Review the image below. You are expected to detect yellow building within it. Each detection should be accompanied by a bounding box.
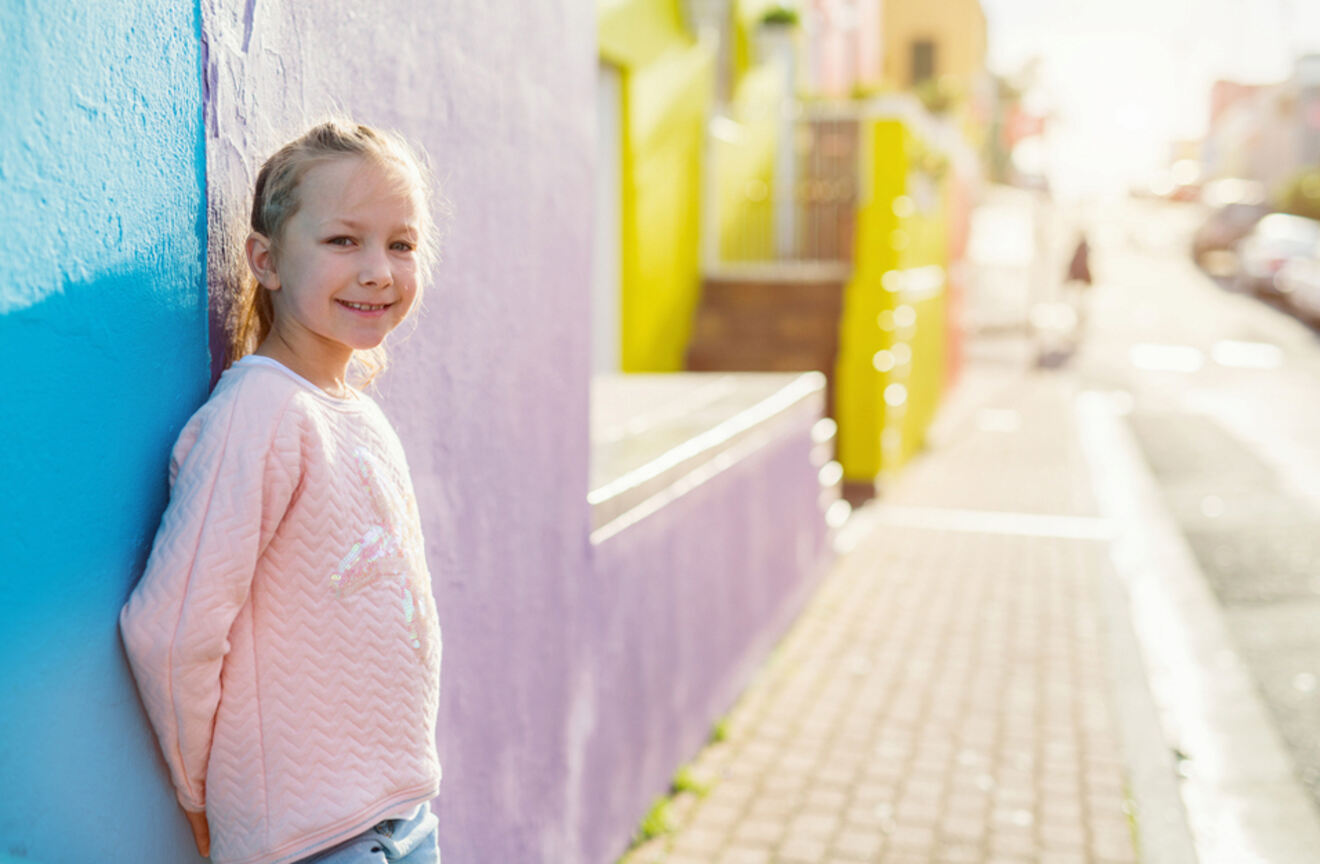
[881,0,986,94]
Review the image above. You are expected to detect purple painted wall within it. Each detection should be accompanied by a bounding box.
[202,1,594,860]
[201,4,829,862]
[584,422,832,862]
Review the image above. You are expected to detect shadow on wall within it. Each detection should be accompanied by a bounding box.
[0,267,210,863]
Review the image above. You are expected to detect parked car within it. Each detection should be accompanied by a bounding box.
[1278,244,1320,324]
[1191,200,1269,264]
[1236,213,1320,297]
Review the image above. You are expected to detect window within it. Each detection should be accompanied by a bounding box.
[911,39,936,86]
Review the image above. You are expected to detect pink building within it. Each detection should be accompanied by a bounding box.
[804,0,885,97]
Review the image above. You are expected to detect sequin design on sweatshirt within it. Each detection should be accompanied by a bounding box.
[330,445,434,653]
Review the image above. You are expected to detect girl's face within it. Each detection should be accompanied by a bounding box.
[251,156,423,384]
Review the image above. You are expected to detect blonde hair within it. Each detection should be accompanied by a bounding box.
[226,119,441,387]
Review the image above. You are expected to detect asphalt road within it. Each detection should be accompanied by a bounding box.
[1064,195,1320,813]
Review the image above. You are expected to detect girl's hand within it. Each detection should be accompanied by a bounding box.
[184,809,211,857]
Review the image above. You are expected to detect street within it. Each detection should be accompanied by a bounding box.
[1074,195,1320,817]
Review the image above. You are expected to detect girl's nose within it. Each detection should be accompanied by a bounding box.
[358,248,393,287]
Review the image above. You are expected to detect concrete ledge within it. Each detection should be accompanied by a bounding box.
[590,372,830,538]
[587,371,838,861]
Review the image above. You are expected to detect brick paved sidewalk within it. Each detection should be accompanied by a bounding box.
[620,365,1141,864]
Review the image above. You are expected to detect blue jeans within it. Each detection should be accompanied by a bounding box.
[295,803,439,864]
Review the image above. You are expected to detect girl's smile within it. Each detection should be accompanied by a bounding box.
[337,299,393,315]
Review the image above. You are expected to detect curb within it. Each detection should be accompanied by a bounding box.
[1077,390,1320,864]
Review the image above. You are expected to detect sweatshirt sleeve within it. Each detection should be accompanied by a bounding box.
[120,386,301,812]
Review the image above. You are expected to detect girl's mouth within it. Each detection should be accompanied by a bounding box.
[337,300,392,315]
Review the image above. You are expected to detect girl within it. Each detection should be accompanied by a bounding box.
[121,120,443,864]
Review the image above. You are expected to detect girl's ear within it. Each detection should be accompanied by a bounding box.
[246,232,280,290]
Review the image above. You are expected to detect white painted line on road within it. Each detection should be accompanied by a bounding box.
[1210,340,1284,370]
[866,504,1116,541]
[1129,343,1205,373]
[1124,340,1284,374]
[1077,390,1320,864]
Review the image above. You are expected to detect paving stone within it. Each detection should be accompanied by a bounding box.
[803,785,850,812]
[775,835,829,863]
[935,839,984,863]
[731,817,787,848]
[939,813,988,842]
[831,826,885,859]
[663,854,714,864]
[1038,852,1088,864]
[989,826,1037,858]
[873,852,931,864]
[687,799,744,834]
[887,822,937,853]
[893,798,941,827]
[667,824,726,858]
[785,810,841,841]
[745,792,800,821]
[1038,821,1086,850]
[667,792,701,827]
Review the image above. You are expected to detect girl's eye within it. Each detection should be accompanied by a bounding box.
[327,236,354,247]
[391,241,417,253]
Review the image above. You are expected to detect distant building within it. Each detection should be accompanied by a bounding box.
[1297,54,1320,165]
[1203,55,1320,202]
[881,0,986,94]
[802,0,885,97]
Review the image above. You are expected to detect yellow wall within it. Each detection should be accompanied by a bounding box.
[599,0,796,368]
[834,117,950,482]
[600,0,713,371]
[881,0,986,91]
[716,2,795,262]
[714,65,781,262]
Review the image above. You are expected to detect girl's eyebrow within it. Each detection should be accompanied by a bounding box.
[319,217,365,230]
[318,217,420,234]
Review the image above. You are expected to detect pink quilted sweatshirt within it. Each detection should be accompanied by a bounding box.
[120,355,442,864]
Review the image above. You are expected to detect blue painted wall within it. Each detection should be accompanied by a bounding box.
[0,2,208,861]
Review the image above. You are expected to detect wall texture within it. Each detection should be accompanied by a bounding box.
[0,2,208,861]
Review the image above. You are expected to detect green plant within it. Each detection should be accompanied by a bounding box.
[636,797,674,842]
[906,137,949,181]
[760,4,799,27]
[1280,167,1320,221]
[672,764,714,797]
[711,716,730,742]
[1122,787,1140,858]
[849,81,888,101]
[913,75,963,116]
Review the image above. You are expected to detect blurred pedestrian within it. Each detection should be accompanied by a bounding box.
[1066,232,1092,287]
[120,119,444,864]
[1065,231,1093,339]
